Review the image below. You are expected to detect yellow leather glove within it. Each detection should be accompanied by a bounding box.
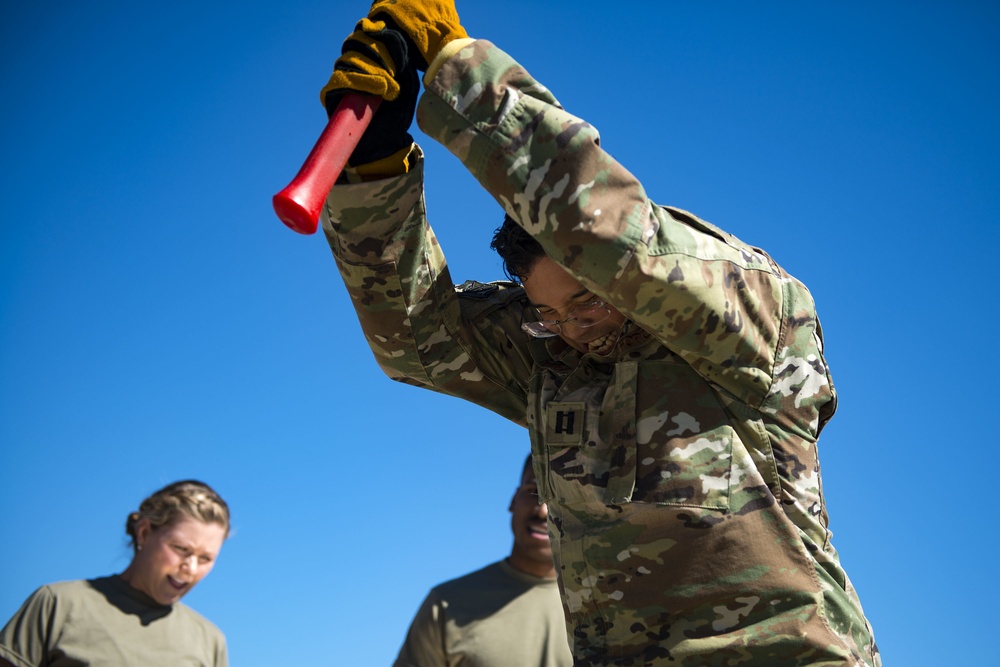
[320,17,410,103]
[319,18,419,168]
[367,0,467,70]
[317,2,465,168]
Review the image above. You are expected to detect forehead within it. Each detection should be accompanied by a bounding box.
[520,257,589,309]
[155,516,227,551]
[520,463,537,485]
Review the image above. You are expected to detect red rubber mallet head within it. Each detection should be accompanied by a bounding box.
[273,92,382,235]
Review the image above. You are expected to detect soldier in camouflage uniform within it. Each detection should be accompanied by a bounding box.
[317,2,880,665]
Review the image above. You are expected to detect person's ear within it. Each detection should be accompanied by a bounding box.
[135,518,152,551]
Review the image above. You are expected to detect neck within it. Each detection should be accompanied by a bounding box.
[507,554,556,579]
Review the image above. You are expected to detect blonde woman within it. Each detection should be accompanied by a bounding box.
[0,480,230,667]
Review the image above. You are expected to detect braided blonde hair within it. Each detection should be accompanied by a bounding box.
[125,480,230,552]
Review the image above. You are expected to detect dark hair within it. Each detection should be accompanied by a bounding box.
[125,480,230,553]
[490,214,547,283]
[520,453,534,484]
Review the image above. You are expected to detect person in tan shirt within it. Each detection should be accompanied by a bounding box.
[0,480,230,667]
[394,456,572,667]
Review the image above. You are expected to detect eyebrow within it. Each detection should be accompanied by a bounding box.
[172,541,216,556]
[531,288,593,311]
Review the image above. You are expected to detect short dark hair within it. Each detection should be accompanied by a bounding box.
[490,214,546,283]
[520,453,534,485]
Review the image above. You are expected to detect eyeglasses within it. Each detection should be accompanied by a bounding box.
[515,484,542,506]
[520,298,611,338]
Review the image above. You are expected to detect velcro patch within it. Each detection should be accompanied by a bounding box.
[455,280,500,299]
[545,402,586,446]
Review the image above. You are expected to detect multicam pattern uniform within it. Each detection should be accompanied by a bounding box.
[321,40,880,667]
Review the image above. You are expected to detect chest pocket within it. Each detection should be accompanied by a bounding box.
[529,360,734,511]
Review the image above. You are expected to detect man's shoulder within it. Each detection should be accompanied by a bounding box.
[429,560,508,597]
[453,280,529,336]
[455,279,523,306]
[455,280,515,299]
[433,560,506,587]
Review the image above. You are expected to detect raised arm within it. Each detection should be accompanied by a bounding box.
[417,40,830,421]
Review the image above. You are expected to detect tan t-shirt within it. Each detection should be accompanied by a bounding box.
[0,576,227,667]
[394,560,572,667]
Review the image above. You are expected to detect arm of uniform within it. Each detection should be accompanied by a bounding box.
[417,40,835,432]
[320,147,534,426]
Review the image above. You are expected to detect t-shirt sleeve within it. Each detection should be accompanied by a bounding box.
[0,586,56,667]
[214,634,228,667]
[392,592,447,667]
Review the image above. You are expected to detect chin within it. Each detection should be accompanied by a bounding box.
[158,590,186,605]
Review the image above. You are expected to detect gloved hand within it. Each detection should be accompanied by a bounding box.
[318,1,467,168]
[320,17,420,167]
[367,0,467,70]
[320,0,467,103]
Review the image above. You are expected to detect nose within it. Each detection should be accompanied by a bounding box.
[554,319,587,342]
[536,501,548,519]
[179,555,199,574]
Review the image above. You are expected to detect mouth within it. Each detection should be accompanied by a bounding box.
[527,523,550,541]
[584,328,620,355]
[167,576,189,592]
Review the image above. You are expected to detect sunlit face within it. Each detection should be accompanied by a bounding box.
[520,256,627,355]
[508,464,555,579]
[122,515,227,606]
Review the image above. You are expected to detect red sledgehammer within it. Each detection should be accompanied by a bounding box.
[273,92,381,235]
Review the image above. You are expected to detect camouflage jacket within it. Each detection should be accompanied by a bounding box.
[321,40,879,667]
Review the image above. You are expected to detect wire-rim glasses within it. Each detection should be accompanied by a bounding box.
[520,298,611,338]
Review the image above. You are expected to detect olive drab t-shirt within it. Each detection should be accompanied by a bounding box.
[0,576,228,667]
[394,560,572,667]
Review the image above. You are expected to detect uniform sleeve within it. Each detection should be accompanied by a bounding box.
[392,592,448,667]
[0,586,55,667]
[320,146,536,425]
[416,41,828,415]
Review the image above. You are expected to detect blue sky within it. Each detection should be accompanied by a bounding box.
[1,2,997,665]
